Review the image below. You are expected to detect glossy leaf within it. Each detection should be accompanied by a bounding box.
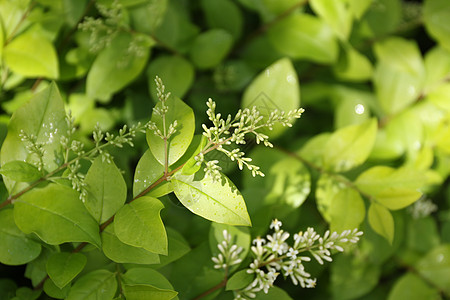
[1,82,67,194]
[66,270,117,300]
[46,252,87,289]
[147,55,195,101]
[101,224,160,265]
[323,118,377,172]
[189,29,233,69]
[146,95,195,167]
[424,0,450,51]
[266,157,310,208]
[114,196,168,255]
[14,184,101,247]
[332,86,372,128]
[242,58,300,138]
[0,208,41,265]
[310,0,353,40]
[368,202,394,244]
[3,26,58,78]
[0,160,41,182]
[268,14,338,63]
[388,273,441,300]
[201,0,243,39]
[86,32,151,102]
[172,172,252,226]
[133,149,169,198]
[330,188,365,233]
[84,157,127,224]
[416,244,450,294]
[226,269,254,291]
[373,37,425,115]
[355,166,424,210]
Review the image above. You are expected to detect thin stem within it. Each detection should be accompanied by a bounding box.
[4,1,36,46]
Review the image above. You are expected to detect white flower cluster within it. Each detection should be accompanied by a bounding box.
[200,98,304,180]
[19,130,46,171]
[234,219,363,299]
[211,230,244,270]
[408,197,438,219]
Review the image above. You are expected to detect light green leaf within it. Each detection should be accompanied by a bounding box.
[1,82,68,194]
[315,173,346,223]
[122,268,177,295]
[268,14,338,63]
[14,184,101,247]
[332,86,372,128]
[362,0,401,37]
[323,118,377,172]
[158,227,191,267]
[355,166,424,210]
[201,0,243,39]
[3,26,58,78]
[416,244,450,295]
[310,0,353,40]
[172,172,251,226]
[226,269,254,291]
[84,156,127,224]
[424,46,450,90]
[133,149,169,198]
[333,45,373,81]
[241,58,300,138]
[388,273,441,300]
[189,29,233,69]
[0,208,41,265]
[266,157,310,208]
[368,202,394,244]
[123,284,178,300]
[0,20,3,61]
[66,270,117,300]
[146,95,195,167]
[114,196,168,255]
[330,188,365,233]
[101,224,160,265]
[346,0,372,19]
[129,0,167,33]
[374,37,425,115]
[254,286,293,299]
[0,161,41,182]
[424,0,450,52]
[258,0,300,21]
[86,32,151,102]
[46,252,87,289]
[147,55,195,101]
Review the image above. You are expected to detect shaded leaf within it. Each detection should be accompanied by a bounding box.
[189,29,233,69]
[226,270,254,291]
[123,284,177,300]
[66,270,117,300]
[416,244,450,295]
[368,202,394,244]
[0,160,41,182]
[424,0,450,52]
[46,252,87,289]
[388,273,441,300]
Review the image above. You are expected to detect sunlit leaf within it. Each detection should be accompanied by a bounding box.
[0,160,41,182]
[330,188,365,233]
[368,202,394,244]
[310,0,353,40]
[46,252,87,289]
[315,173,347,223]
[66,270,117,300]
[122,268,178,300]
[416,244,450,294]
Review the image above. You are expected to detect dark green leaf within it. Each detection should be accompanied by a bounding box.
[387,273,441,300]
[201,0,243,39]
[225,270,254,291]
[416,244,450,294]
[46,252,87,289]
[189,29,233,69]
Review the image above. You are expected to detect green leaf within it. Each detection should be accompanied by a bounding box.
[332,86,372,128]
[114,196,168,255]
[406,217,440,254]
[241,57,300,138]
[266,157,310,208]
[0,160,41,183]
[147,55,195,101]
[368,202,394,244]
[66,270,117,300]
[346,0,372,19]
[268,14,339,63]
[129,0,167,33]
[84,156,127,223]
[0,278,16,299]
[14,287,41,300]
[323,118,377,172]
[3,26,58,78]
[158,227,191,267]
[14,184,101,247]
[254,286,293,299]
[416,244,450,295]
[147,95,195,167]
[424,0,450,52]
[46,252,87,289]
[133,149,168,198]
[226,270,254,291]
[86,32,151,102]
[101,223,160,265]
[43,278,70,299]
[362,0,401,37]
[1,82,68,194]
[122,268,177,295]
[355,166,424,210]
[333,44,373,81]
[315,173,346,223]
[189,29,233,69]
[424,46,450,90]
[123,284,178,300]
[200,0,243,39]
[330,188,365,233]
[0,208,41,265]
[373,37,425,115]
[172,172,251,226]
[388,273,441,300]
[310,0,353,40]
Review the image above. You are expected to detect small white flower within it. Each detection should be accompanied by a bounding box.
[270,219,282,231]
